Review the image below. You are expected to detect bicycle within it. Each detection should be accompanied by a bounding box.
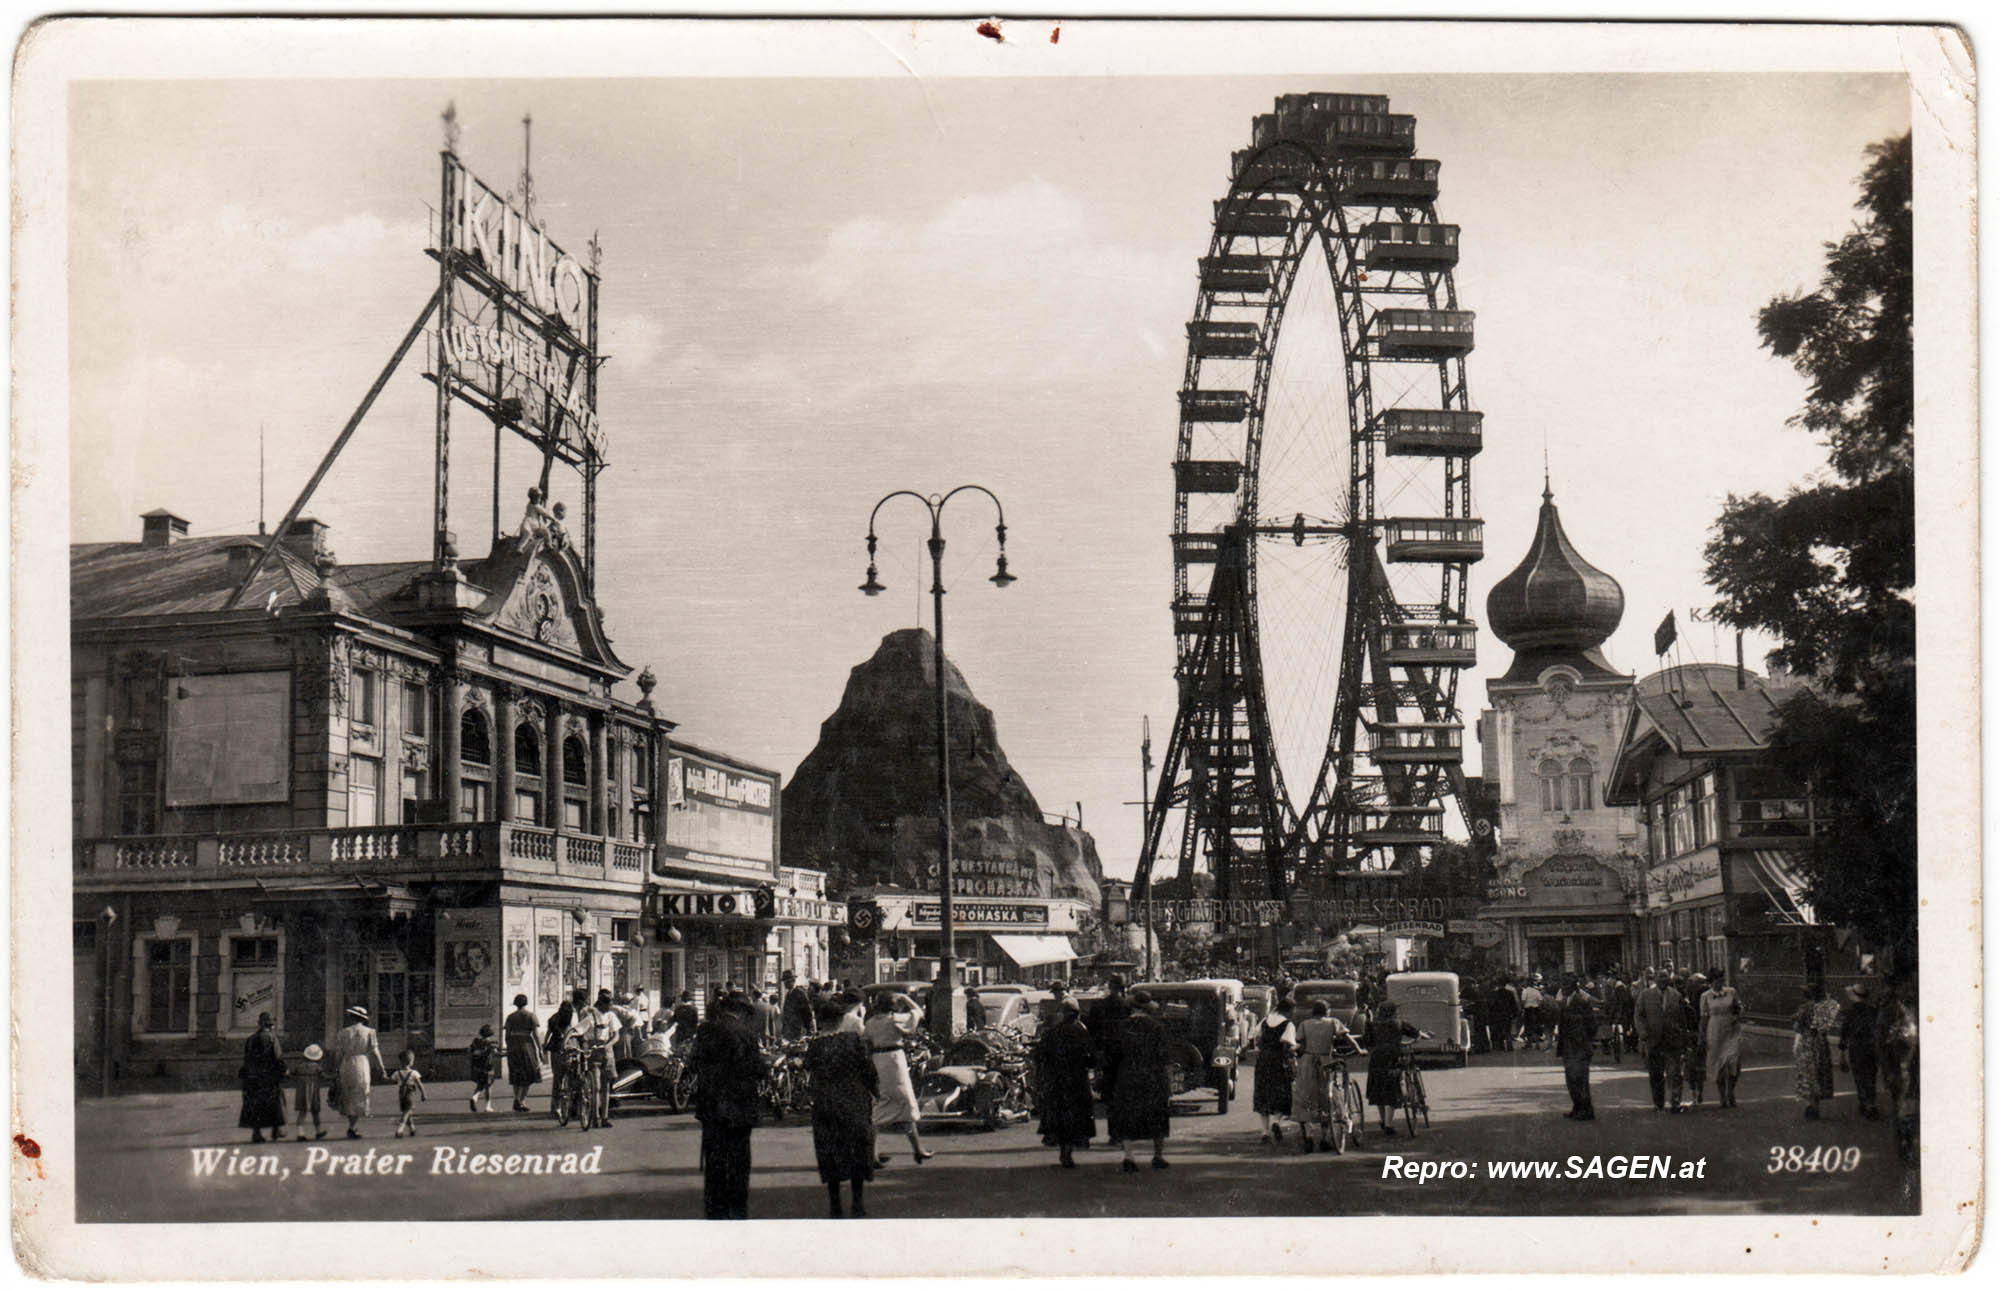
[578,1043,610,1131]
[1326,1046,1366,1155]
[1395,1050,1430,1137]
[555,1042,586,1127]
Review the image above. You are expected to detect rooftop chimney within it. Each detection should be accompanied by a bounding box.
[224,539,265,580]
[140,508,190,548]
[283,517,329,559]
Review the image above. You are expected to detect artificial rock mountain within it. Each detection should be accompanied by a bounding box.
[782,628,1104,907]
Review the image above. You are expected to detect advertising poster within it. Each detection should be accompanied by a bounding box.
[434,908,499,1046]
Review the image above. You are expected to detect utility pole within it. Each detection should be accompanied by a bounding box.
[1123,716,1157,980]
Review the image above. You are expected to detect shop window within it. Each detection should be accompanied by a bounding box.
[515,725,542,778]
[460,709,491,766]
[563,736,588,787]
[223,933,283,1035]
[136,935,196,1035]
[611,918,636,945]
[353,668,378,726]
[348,755,383,826]
[402,681,428,738]
[611,952,631,997]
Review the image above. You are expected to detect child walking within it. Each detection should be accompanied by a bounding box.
[293,1043,329,1141]
[391,1050,426,1138]
[468,1025,499,1114]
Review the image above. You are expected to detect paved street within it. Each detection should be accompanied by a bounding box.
[75,1045,1913,1222]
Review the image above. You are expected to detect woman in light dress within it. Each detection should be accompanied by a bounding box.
[329,1004,389,1139]
[862,993,933,1165]
[1702,974,1745,1108]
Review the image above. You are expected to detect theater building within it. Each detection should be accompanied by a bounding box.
[68,130,811,1089]
[1474,485,1646,978]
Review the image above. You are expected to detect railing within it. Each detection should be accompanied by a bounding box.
[75,821,651,886]
[1732,799,1824,839]
[112,836,195,870]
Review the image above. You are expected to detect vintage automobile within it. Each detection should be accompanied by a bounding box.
[1132,981,1240,1113]
[1384,970,1473,1067]
[912,1026,1037,1130]
[1292,978,1369,1031]
[973,988,1053,1039]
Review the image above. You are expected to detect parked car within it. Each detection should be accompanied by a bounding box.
[862,981,933,1014]
[975,989,1053,1038]
[1131,980,1240,1113]
[1292,979,1368,1031]
[1383,971,1472,1067]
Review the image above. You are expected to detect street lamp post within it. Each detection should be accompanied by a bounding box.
[860,486,1015,1043]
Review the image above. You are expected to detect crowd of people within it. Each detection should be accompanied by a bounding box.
[1458,965,1919,1162]
[232,959,1922,1215]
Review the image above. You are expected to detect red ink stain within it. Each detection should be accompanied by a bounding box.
[1050,24,1061,44]
[14,1134,44,1179]
[977,21,1003,42]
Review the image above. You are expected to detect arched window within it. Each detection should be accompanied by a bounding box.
[1539,758,1565,812]
[562,736,589,787]
[515,724,542,778]
[460,709,490,766]
[1566,757,1595,812]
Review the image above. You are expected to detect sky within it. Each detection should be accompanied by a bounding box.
[64,60,1911,883]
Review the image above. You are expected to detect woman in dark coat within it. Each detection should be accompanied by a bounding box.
[1105,991,1199,1173]
[1252,997,1298,1142]
[1034,998,1097,1168]
[503,994,542,1112]
[238,1012,289,1142]
[1361,1002,1423,1136]
[805,997,879,1217]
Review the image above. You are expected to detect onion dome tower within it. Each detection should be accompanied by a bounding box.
[1487,481,1625,682]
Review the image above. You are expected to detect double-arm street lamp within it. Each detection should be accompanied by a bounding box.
[860,486,1014,1042]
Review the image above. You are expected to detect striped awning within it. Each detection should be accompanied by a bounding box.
[1745,850,1816,925]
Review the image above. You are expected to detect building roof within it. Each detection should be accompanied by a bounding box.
[71,533,428,621]
[1604,664,1789,803]
[1487,484,1626,682]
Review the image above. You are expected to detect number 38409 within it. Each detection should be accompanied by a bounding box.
[1767,1145,1863,1173]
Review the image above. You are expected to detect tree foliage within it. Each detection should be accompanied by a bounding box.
[1702,133,1915,959]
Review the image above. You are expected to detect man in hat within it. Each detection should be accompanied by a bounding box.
[237,1011,288,1143]
[691,992,769,1219]
[1840,980,1884,1119]
[780,971,815,1041]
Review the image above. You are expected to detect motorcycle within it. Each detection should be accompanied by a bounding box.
[913,1025,1037,1131]
[758,1039,812,1119]
[607,1045,697,1112]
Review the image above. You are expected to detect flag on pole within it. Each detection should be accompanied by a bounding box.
[1653,610,1677,655]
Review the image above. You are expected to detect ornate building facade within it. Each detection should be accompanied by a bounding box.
[1474,486,1645,977]
[71,509,820,1088]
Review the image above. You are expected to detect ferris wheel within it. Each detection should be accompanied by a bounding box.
[1140,93,1483,907]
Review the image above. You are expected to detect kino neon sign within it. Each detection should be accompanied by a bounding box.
[434,148,604,471]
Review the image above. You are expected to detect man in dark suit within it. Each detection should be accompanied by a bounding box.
[691,993,768,1219]
[1556,977,1598,1121]
[780,971,816,1041]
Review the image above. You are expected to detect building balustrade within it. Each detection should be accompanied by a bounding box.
[74,821,654,888]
